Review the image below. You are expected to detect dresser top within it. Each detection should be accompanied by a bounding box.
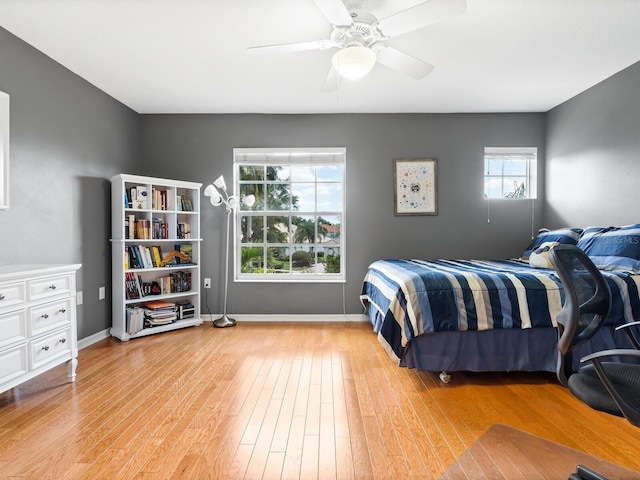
[0,264,82,281]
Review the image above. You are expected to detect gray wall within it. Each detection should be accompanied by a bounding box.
[545,61,640,228]
[140,113,546,315]
[0,27,140,339]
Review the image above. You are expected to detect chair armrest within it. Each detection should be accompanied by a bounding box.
[615,320,640,332]
[614,321,640,349]
[580,348,640,363]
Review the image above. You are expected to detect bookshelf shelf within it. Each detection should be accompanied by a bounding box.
[110,174,203,341]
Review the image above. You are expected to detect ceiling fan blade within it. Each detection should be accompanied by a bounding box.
[375,46,434,79]
[377,0,467,38]
[247,39,334,55]
[320,67,340,93]
[313,0,353,26]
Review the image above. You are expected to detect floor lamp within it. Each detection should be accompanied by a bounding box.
[204,175,254,328]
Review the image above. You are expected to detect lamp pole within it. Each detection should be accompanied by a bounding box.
[214,203,235,328]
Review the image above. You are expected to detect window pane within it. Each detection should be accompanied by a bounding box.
[291,246,316,273]
[319,247,341,274]
[317,183,342,212]
[291,165,315,181]
[292,183,316,212]
[486,159,502,175]
[503,177,527,198]
[241,246,264,273]
[240,215,262,243]
[317,165,342,182]
[239,183,262,210]
[292,215,316,243]
[239,165,264,181]
[317,215,340,244]
[267,165,290,181]
[503,159,527,175]
[267,246,290,274]
[266,183,291,211]
[484,178,502,198]
[266,215,290,243]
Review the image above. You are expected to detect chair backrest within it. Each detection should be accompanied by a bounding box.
[549,244,612,386]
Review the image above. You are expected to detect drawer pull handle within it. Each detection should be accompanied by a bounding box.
[42,345,50,351]
[59,338,66,344]
[59,308,67,313]
[41,313,49,319]
[49,285,57,290]
[0,294,4,300]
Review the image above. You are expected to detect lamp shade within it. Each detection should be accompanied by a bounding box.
[332,46,377,79]
[213,175,227,191]
[242,194,256,208]
[209,191,223,207]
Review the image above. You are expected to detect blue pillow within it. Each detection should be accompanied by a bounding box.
[577,224,640,273]
[522,227,583,259]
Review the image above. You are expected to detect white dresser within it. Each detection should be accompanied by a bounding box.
[0,264,81,395]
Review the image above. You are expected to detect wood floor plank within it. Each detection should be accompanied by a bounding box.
[2,321,640,479]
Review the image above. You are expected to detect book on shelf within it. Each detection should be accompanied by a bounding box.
[177,221,191,239]
[152,217,169,239]
[126,306,145,334]
[151,245,163,267]
[180,194,193,212]
[127,215,136,239]
[152,188,168,211]
[124,271,143,300]
[133,186,148,209]
[136,219,151,239]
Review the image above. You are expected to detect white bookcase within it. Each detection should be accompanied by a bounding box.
[110,174,203,341]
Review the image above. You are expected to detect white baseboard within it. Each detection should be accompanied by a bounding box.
[78,315,368,348]
[201,313,369,323]
[78,328,110,350]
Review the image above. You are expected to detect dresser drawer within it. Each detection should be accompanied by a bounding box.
[28,275,73,302]
[0,281,26,313]
[0,343,29,387]
[29,298,73,337]
[30,328,72,370]
[0,309,28,349]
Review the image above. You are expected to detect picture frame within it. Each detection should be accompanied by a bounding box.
[0,91,9,210]
[393,158,437,216]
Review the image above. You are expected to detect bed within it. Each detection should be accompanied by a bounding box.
[360,225,640,378]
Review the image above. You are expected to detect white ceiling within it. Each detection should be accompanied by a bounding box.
[1,0,639,114]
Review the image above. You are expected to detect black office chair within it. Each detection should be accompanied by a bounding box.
[549,244,640,427]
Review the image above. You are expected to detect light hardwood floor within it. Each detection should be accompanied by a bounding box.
[1,321,639,479]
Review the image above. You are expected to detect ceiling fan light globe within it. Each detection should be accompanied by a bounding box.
[332,46,376,79]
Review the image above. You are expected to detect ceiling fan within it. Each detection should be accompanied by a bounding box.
[247,0,467,92]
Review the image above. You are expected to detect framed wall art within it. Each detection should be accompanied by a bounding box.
[393,158,437,216]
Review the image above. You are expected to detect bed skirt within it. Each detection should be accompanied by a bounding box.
[398,325,631,373]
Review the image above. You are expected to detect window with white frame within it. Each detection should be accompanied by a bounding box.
[233,147,345,282]
[484,147,537,199]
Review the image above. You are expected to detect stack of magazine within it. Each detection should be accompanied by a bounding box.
[142,300,177,327]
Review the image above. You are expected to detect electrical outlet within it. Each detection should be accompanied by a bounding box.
[76,291,83,305]
[204,278,211,288]
[99,286,106,300]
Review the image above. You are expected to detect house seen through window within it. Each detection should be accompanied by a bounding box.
[484,147,537,199]
[233,147,345,282]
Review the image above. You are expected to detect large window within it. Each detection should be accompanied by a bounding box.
[233,147,345,282]
[484,147,537,199]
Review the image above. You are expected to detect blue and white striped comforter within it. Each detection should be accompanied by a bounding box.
[360,258,640,361]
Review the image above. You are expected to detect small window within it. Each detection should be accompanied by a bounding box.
[234,147,345,283]
[484,147,537,199]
